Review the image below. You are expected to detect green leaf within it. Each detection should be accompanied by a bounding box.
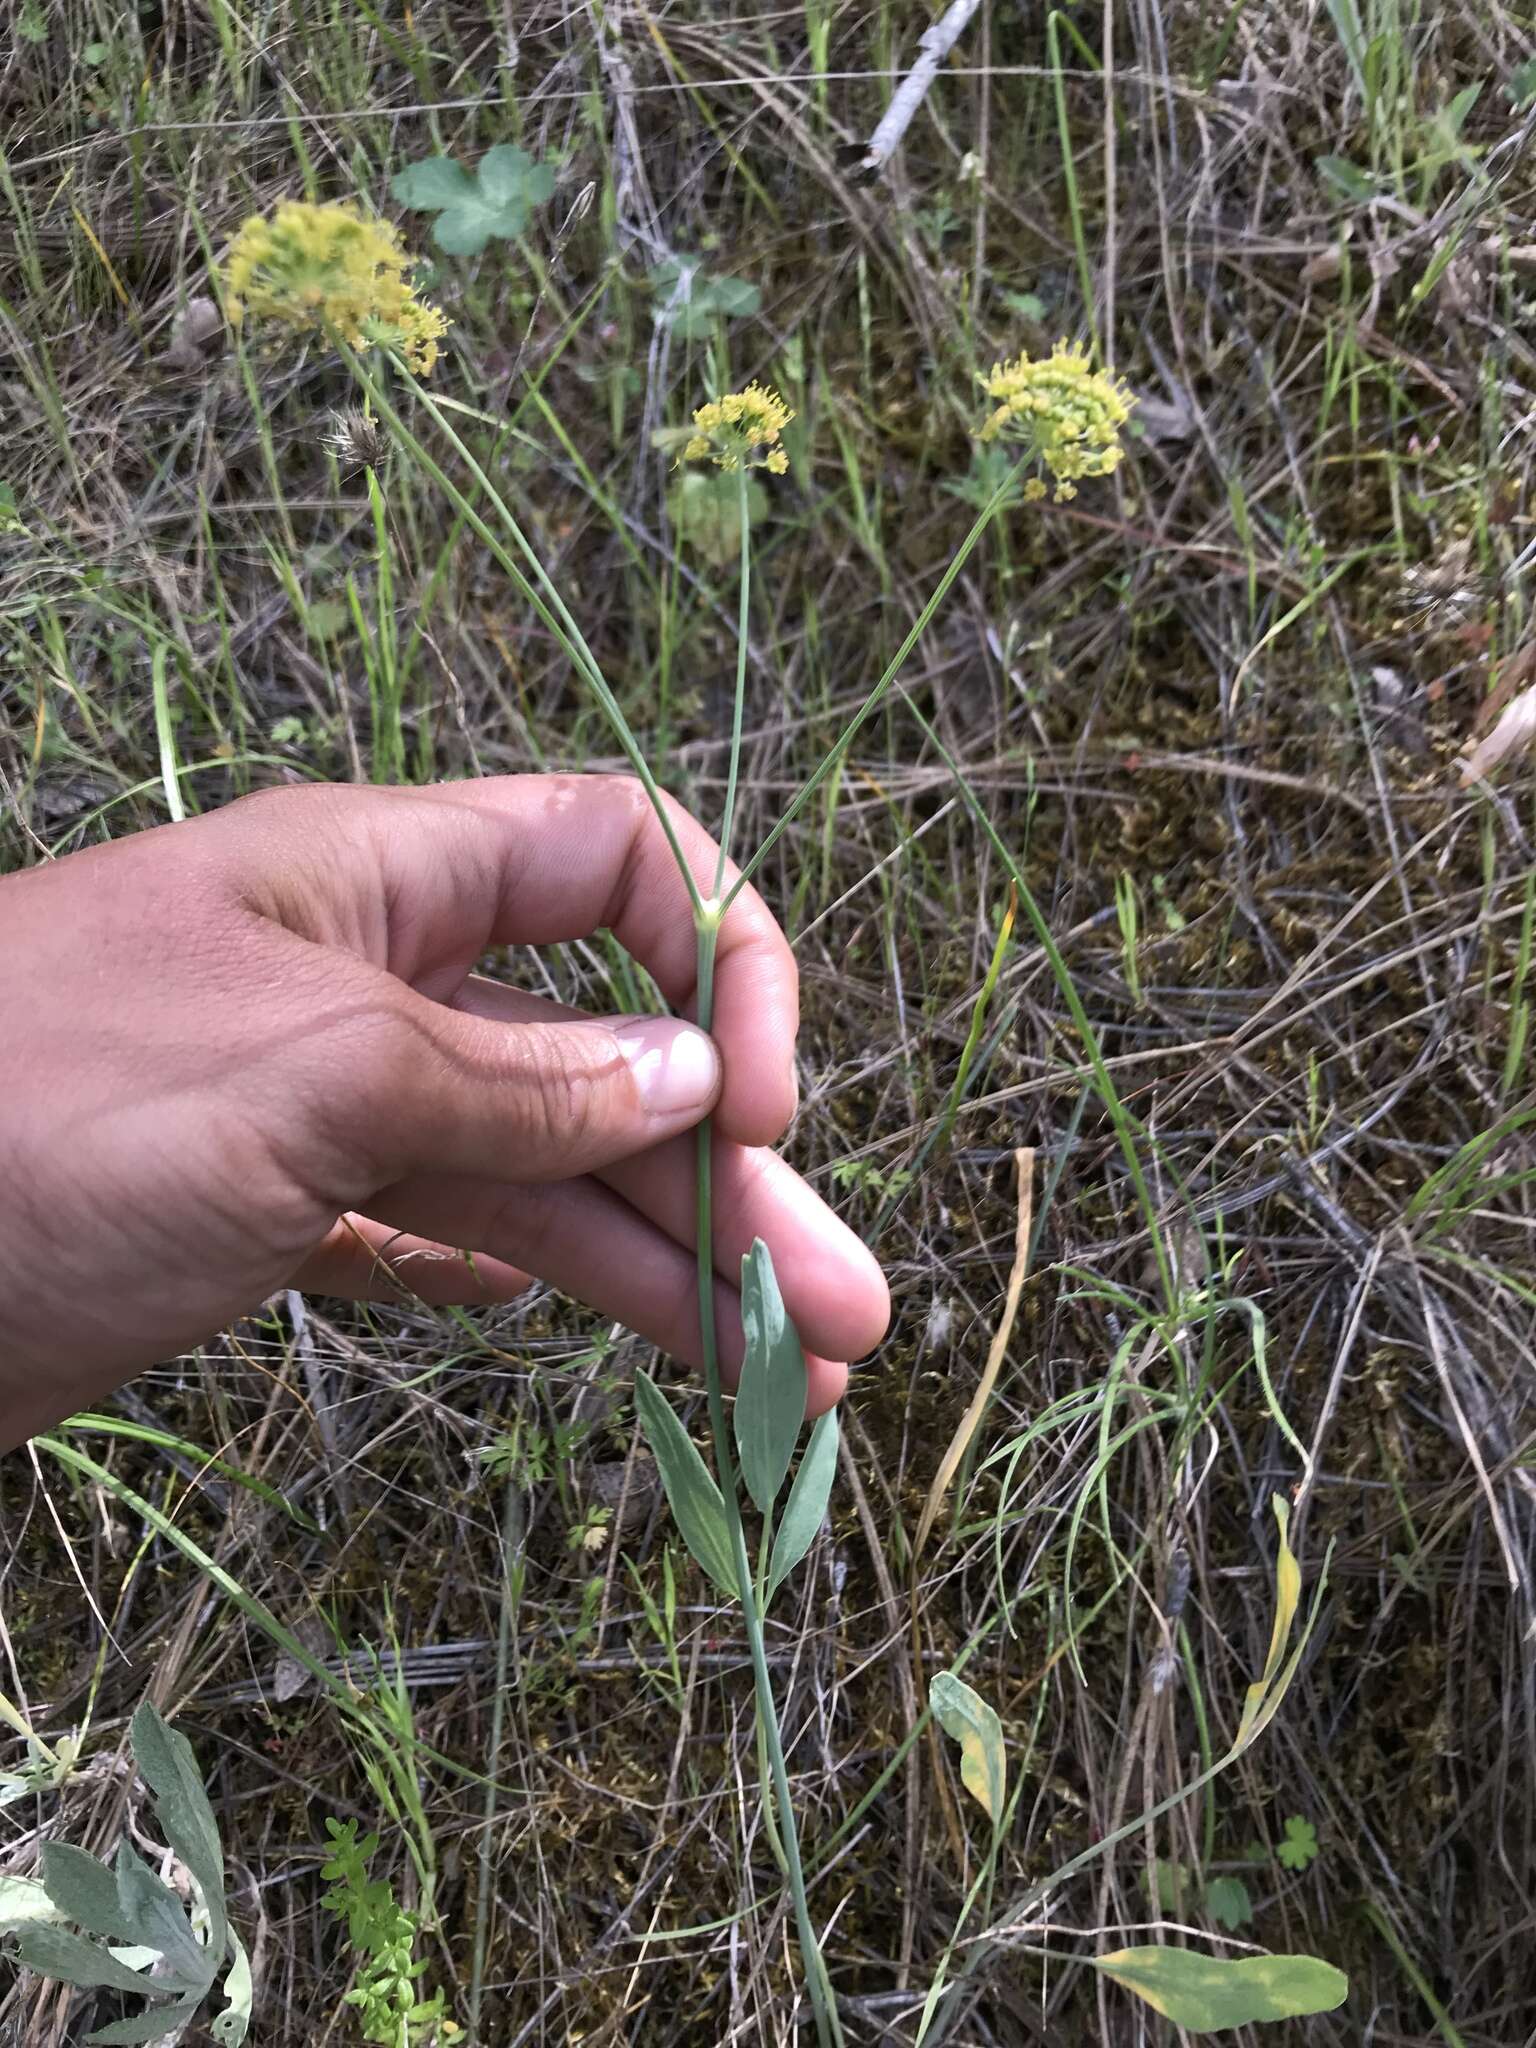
[734,1239,808,1515]
[389,157,476,211]
[86,1994,204,2045]
[1237,1496,1302,1747]
[1204,1876,1254,1931]
[632,1372,736,1598]
[1093,1948,1348,2031]
[648,258,761,338]
[11,1923,165,1996]
[765,1408,839,1600]
[40,1843,135,1944]
[130,1703,228,1957]
[391,145,554,256]
[1510,56,1536,106]
[667,468,766,567]
[702,273,761,317]
[1144,1857,1190,1913]
[1316,154,1381,204]
[112,1841,210,1989]
[1277,1815,1319,1871]
[930,1670,1006,1825]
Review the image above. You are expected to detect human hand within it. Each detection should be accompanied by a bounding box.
[0,776,889,1451]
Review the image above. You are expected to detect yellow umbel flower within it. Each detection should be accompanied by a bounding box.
[223,200,447,375]
[977,341,1134,502]
[683,381,794,474]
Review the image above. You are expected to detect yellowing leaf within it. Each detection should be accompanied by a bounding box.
[1094,1947,1347,2031]
[930,1670,1006,1825]
[1238,1494,1300,1745]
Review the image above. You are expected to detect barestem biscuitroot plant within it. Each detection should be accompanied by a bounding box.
[201,195,1359,2043]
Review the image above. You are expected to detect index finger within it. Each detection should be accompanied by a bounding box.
[228,774,799,1145]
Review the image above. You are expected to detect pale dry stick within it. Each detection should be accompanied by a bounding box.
[910,1150,1035,1566]
[859,0,985,171]
[837,1414,922,1990]
[1292,1238,1384,1526]
[1410,1258,1526,1599]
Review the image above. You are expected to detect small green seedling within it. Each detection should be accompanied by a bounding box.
[0,1702,252,2045]
[390,146,554,255]
[1277,1814,1320,1871]
[320,1819,456,2045]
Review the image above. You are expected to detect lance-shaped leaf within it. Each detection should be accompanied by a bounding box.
[765,1408,839,1601]
[112,1840,210,1988]
[130,1702,228,1958]
[10,1923,169,1998]
[930,1670,1007,1825]
[87,1994,205,2045]
[40,1842,137,1946]
[734,1239,808,1515]
[1093,1948,1348,2031]
[633,1372,736,1598]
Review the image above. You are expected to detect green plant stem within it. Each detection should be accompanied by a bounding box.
[344,350,704,914]
[720,457,1026,914]
[713,469,753,896]
[692,913,840,2048]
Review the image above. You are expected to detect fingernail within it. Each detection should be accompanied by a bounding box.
[616,1018,721,1118]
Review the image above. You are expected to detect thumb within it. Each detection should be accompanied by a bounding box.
[369,998,723,1184]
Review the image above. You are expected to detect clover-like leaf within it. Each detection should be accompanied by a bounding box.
[1277,1815,1319,1871]
[1204,1876,1254,1932]
[391,145,554,255]
[648,257,761,339]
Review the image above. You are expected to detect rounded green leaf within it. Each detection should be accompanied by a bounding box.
[1093,1947,1348,2031]
[390,157,475,211]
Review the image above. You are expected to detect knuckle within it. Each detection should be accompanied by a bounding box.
[506,1025,607,1158]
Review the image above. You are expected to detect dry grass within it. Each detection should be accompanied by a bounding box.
[4,2,1536,2042]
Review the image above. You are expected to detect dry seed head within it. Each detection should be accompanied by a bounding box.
[323,408,389,473]
[223,200,447,375]
[683,381,794,475]
[977,340,1135,501]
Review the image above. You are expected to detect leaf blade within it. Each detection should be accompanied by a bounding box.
[129,1703,227,1959]
[1093,1948,1348,2031]
[930,1670,1007,1825]
[734,1239,808,1515]
[765,1408,839,1601]
[389,157,474,210]
[632,1372,736,1598]
[11,1923,167,1997]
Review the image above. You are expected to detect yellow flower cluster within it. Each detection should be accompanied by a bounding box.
[978,340,1134,501]
[683,381,794,475]
[224,201,447,375]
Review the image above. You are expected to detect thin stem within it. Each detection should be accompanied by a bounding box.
[713,468,753,897]
[720,458,1026,915]
[693,917,841,2048]
[344,350,704,917]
